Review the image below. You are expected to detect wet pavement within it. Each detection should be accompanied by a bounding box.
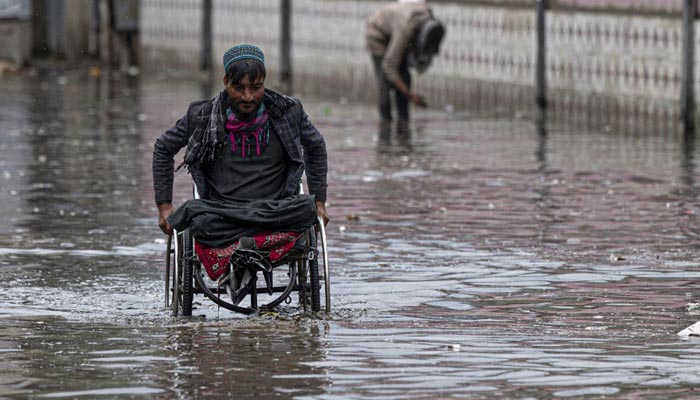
[1,67,700,399]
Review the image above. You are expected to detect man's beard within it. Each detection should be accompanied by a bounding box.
[232,100,259,121]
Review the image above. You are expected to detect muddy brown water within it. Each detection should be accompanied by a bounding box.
[1,68,700,399]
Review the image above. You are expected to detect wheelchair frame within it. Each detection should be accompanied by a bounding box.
[163,193,330,316]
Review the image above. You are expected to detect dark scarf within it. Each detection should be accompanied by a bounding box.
[177,89,295,173]
[226,103,270,158]
[177,91,227,172]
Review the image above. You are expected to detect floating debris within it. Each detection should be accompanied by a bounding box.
[260,311,279,318]
[678,321,700,337]
[584,326,607,331]
[88,66,101,77]
[0,61,19,76]
[346,214,360,221]
[609,254,625,262]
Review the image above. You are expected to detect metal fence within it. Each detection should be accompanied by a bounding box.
[139,0,700,129]
[446,0,684,15]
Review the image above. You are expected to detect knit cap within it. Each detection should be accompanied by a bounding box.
[223,44,265,72]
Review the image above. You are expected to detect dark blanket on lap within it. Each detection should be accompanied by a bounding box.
[167,195,317,248]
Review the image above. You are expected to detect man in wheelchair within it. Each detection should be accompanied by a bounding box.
[152,44,329,310]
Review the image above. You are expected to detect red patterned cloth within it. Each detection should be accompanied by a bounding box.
[194,231,303,280]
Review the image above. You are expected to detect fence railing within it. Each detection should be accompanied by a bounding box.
[142,0,700,132]
[440,0,687,16]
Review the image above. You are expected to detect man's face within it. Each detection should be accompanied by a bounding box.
[224,73,265,120]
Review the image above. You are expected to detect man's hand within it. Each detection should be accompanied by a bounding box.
[393,78,428,108]
[157,203,175,235]
[316,201,330,227]
[409,92,427,108]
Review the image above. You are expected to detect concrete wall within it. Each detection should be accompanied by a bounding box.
[0,20,31,65]
[62,0,91,61]
[141,0,202,72]
[26,0,91,61]
[140,0,693,120]
[0,0,31,65]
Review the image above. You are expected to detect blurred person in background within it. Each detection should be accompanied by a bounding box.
[365,0,445,135]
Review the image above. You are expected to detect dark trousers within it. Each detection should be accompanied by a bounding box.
[371,55,411,122]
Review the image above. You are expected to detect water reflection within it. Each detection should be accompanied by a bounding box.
[0,318,34,398]
[2,69,700,398]
[680,130,697,196]
[0,79,31,234]
[534,110,553,246]
[0,315,332,398]
[161,322,330,398]
[377,119,391,148]
[677,131,700,242]
[376,119,412,152]
[14,69,146,248]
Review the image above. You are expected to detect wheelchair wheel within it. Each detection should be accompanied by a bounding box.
[173,229,194,316]
[300,227,321,312]
[317,218,331,313]
[309,227,322,311]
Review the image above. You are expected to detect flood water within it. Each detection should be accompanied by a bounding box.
[2,67,700,399]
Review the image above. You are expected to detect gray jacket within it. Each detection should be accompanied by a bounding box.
[365,2,433,83]
[152,88,328,204]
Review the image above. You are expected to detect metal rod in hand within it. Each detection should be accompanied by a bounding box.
[535,0,548,110]
[280,0,293,94]
[681,0,696,131]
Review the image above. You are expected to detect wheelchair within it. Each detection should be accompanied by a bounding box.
[163,187,330,316]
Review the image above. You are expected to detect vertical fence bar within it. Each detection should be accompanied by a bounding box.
[681,0,696,132]
[98,0,110,63]
[280,0,293,94]
[201,0,212,71]
[89,0,101,57]
[535,0,548,111]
